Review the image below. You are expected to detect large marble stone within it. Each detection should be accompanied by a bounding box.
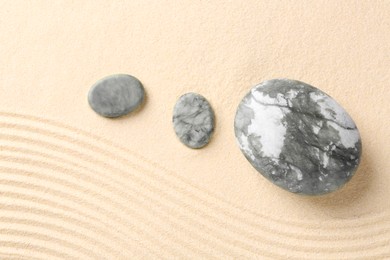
[173,93,215,149]
[234,79,362,195]
[88,74,144,118]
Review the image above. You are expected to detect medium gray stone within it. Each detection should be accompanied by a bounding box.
[234,79,362,195]
[173,93,215,149]
[88,74,144,118]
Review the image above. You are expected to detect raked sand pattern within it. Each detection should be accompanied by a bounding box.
[0,1,389,259]
[0,112,388,259]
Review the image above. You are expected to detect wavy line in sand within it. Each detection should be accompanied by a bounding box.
[2,144,389,242]
[0,153,388,256]
[0,112,389,259]
[0,117,387,233]
[0,142,388,258]
[0,115,385,231]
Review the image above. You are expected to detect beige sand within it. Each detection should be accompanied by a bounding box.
[0,1,389,258]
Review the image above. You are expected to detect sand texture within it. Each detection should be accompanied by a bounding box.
[0,1,389,259]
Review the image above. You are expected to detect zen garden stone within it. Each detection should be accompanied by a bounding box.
[173,93,215,149]
[234,79,362,195]
[88,74,145,118]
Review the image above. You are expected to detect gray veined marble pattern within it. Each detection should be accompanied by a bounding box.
[88,74,145,118]
[173,93,215,149]
[234,79,362,195]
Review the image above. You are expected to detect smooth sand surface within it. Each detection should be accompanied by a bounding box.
[0,1,389,258]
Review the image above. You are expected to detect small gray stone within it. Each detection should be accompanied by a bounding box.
[234,79,362,195]
[88,74,145,118]
[173,93,215,149]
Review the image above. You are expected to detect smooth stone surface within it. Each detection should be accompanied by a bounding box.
[173,93,215,149]
[88,74,144,118]
[234,79,362,195]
